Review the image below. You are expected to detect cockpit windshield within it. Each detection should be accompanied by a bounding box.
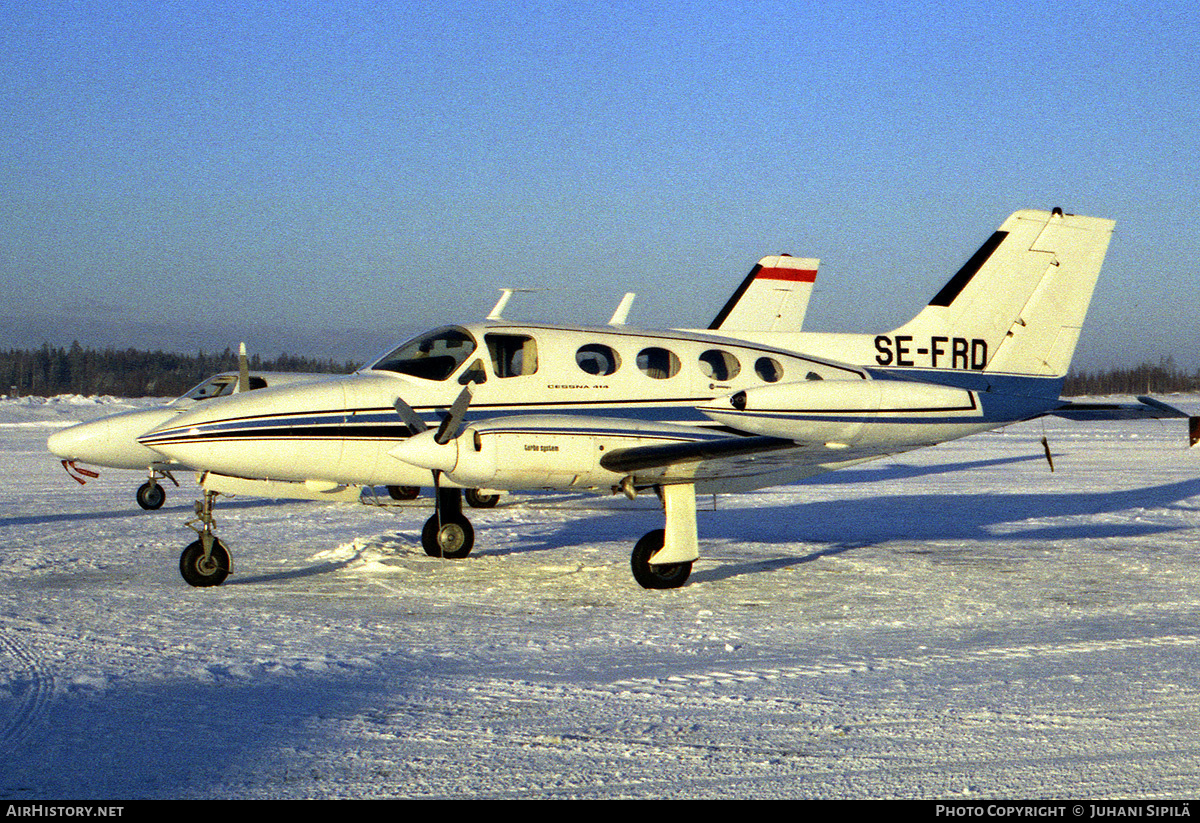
[174,375,237,404]
[369,326,478,381]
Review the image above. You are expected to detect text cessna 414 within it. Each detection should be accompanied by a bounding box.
[136,209,1196,589]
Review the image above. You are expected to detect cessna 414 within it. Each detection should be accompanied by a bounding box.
[135,209,1195,589]
[46,255,818,515]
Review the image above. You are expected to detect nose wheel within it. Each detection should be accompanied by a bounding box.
[136,469,179,510]
[180,536,230,587]
[136,481,166,510]
[179,489,232,587]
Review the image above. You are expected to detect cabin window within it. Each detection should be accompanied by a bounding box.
[637,347,680,379]
[370,326,478,381]
[576,344,620,376]
[698,349,741,381]
[755,356,783,383]
[486,333,538,378]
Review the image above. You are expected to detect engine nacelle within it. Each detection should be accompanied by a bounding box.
[387,414,717,491]
[701,378,981,447]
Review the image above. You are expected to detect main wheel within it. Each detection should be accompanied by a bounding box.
[465,488,500,508]
[179,538,231,587]
[630,529,692,589]
[421,514,474,559]
[387,485,420,501]
[136,481,166,510]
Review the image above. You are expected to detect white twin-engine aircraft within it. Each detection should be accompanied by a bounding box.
[136,209,1195,589]
[44,256,818,512]
[46,345,333,509]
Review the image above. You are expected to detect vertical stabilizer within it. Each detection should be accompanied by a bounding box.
[889,209,1115,377]
[709,255,819,332]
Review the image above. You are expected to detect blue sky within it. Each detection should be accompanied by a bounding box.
[2,1,1197,370]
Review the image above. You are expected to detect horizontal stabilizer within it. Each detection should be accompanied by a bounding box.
[1050,396,1189,421]
[1051,396,1199,447]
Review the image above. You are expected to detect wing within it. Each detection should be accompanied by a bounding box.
[419,414,887,495]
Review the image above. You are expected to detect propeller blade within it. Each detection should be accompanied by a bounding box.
[434,386,473,445]
[237,342,250,394]
[393,397,428,435]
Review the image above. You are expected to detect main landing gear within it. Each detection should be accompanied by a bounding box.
[629,483,698,590]
[384,486,500,508]
[421,487,475,558]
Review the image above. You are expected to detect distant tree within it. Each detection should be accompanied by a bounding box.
[1064,357,1199,396]
[0,345,359,398]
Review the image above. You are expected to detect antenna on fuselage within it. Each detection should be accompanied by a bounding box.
[487,288,542,321]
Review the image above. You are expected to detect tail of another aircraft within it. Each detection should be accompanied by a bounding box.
[873,208,1116,377]
[709,255,819,332]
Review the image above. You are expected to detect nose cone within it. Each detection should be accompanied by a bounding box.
[48,408,178,469]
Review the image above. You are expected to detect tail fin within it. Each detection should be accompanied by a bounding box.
[887,209,1115,377]
[709,255,819,332]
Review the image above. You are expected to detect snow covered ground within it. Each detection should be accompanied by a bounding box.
[1,394,1198,799]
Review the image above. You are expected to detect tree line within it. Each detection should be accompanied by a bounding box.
[1,343,1196,399]
[1063,357,1199,396]
[2,342,358,398]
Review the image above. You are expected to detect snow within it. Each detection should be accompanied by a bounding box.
[1,395,1198,799]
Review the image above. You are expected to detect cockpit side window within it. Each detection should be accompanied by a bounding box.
[370,327,478,381]
[485,333,538,378]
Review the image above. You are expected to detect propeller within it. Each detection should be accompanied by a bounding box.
[390,385,474,475]
[237,342,251,394]
[391,387,478,554]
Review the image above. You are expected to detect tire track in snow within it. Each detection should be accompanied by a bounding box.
[609,633,1200,690]
[0,625,54,749]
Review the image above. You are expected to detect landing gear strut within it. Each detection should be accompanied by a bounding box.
[422,486,474,559]
[629,483,697,589]
[180,489,230,587]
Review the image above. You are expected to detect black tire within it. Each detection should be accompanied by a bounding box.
[387,485,420,501]
[136,481,166,510]
[179,538,231,587]
[465,488,500,508]
[630,529,692,589]
[421,514,474,559]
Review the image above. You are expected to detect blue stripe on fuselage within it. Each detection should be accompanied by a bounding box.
[867,367,1066,399]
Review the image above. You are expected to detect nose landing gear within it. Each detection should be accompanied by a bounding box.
[179,489,231,587]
